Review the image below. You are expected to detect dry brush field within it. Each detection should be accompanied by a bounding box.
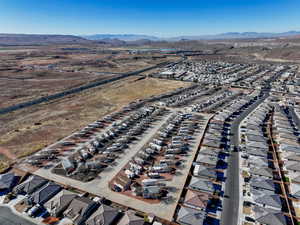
[0,76,189,171]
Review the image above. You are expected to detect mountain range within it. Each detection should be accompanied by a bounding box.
[0,33,89,45]
[0,31,300,46]
[83,31,300,41]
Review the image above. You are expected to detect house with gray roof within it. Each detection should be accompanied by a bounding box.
[278,133,298,141]
[118,210,144,225]
[284,153,300,162]
[196,154,218,167]
[251,188,282,210]
[253,206,287,225]
[279,144,300,153]
[250,177,276,192]
[248,156,269,168]
[14,175,47,195]
[246,141,268,150]
[205,133,222,142]
[292,174,300,183]
[0,172,17,193]
[176,206,207,225]
[29,182,61,205]
[246,129,264,137]
[246,148,268,158]
[199,148,220,157]
[86,204,120,225]
[188,177,219,194]
[246,125,261,132]
[202,139,221,148]
[44,189,77,217]
[64,196,98,225]
[250,167,273,178]
[193,165,217,180]
[286,162,300,172]
[290,183,300,199]
[245,134,267,143]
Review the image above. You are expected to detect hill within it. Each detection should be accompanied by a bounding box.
[0,33,91,46]
[169,31,300,41]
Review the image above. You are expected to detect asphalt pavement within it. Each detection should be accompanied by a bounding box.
[221,91,269,225]
[0,206,36,225]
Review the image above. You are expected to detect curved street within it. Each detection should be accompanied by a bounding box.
[221,91,269,225]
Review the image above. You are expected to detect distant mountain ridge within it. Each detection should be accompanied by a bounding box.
[82,31,300,41]
[0,31,300,46]
[171,31,300,40]
[0,33,90,45]
[82,34,160,41]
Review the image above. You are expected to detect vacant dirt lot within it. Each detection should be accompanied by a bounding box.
[0,70,116,108]
[0,76,189,170]
[0,45,176,108]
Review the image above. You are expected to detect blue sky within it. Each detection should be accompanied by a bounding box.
[0,0,299,37]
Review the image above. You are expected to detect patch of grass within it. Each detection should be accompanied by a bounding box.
[243,206,252,215]
[0,161,9,173]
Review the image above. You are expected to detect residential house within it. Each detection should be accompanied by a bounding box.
[118,210,144,225]
[250,167,274,178]
[176,206,207,225]
[64,196,98,225]
[44,189,77,217]
[195,154,218,167]
[250,188,282,210]
[183,190,212,211]
[189,177,220,194]
[250,177,276,192]
[0,172,18,194]
[29,182,61,205]
[86,204,120,225]
[14,175,47,195]
[193,165,217,180]
[252,206,287,225]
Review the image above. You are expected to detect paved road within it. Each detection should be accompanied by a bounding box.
[0,206,36,225]
[221,91,269,225]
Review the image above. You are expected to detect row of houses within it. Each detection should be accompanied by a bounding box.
[240,100,290,225]
[273,104,300,221]
[175,93,253,225]
[112,112,200,200]
[189,89,238,113]
[155,60,257,85]
[0,173,148,225]
[177,89,270,225]
[52,106,166,182]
